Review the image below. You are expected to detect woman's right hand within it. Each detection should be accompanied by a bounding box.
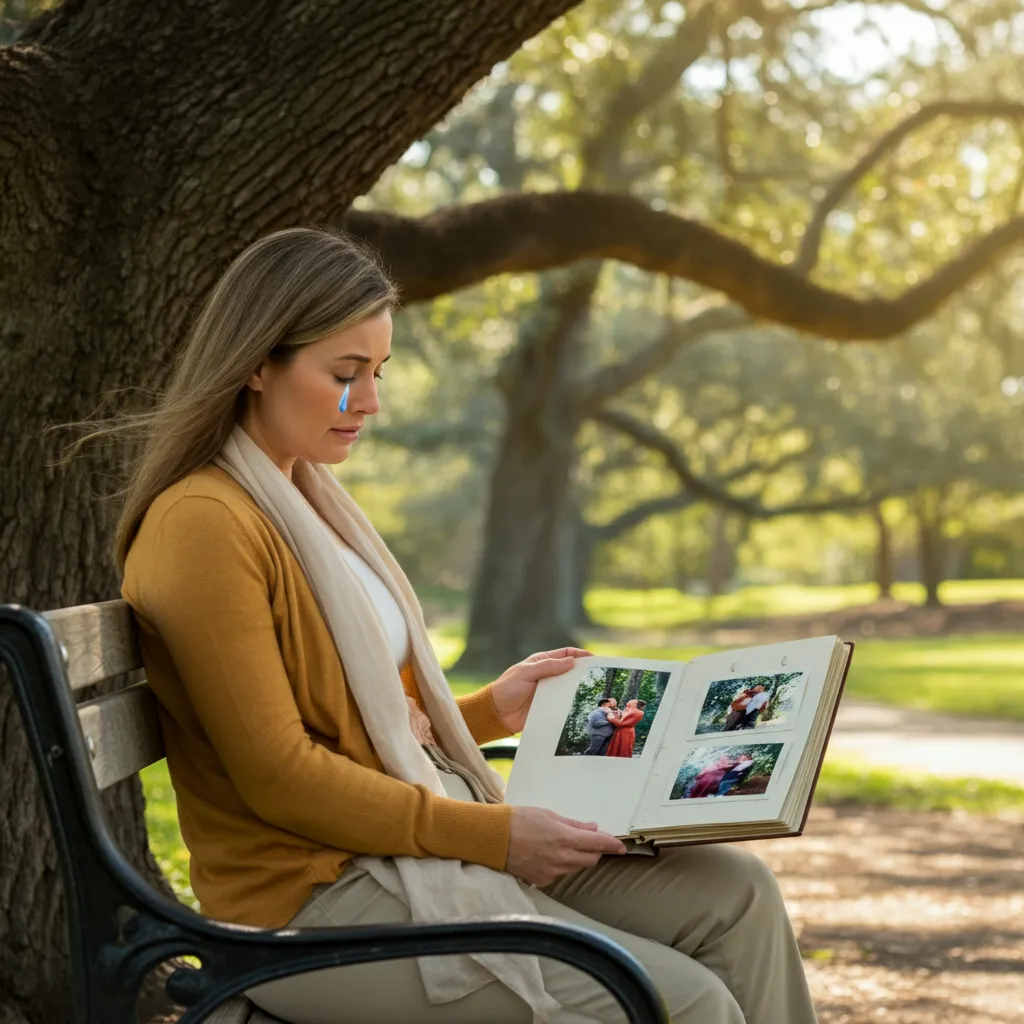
[505,806,627,888]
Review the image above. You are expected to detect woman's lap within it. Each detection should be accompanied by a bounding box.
[247,844,811,1024]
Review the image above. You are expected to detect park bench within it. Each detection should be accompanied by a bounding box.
[1,600,666,1024]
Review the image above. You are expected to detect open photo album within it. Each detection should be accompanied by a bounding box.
[504,636,854,849]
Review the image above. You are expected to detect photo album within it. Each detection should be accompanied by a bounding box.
[504,635,854,849]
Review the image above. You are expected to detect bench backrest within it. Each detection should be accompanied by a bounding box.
[44,600,165,789]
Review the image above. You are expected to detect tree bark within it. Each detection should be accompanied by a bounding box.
[347,190,1024,337]
[0,2,577,1020]
[601,668,617,699]
[705,508,734,598]
[454,268,597,671]
[559,502,596,630]
[872,504,894,600]
[622,668,644,704]
[914,495,945,608]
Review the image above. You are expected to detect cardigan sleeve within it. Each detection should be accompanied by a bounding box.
[134,494,511,871]
[456,684,514,745]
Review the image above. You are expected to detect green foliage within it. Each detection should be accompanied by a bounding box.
[669,742,784,800]
[554,667,669,756]
[695,672,803,735]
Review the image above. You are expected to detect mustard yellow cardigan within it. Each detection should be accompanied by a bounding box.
[122,465,512,928]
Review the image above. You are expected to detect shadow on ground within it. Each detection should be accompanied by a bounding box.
[759,805,1024,1024]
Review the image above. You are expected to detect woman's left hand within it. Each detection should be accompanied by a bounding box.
[490,647,592,734]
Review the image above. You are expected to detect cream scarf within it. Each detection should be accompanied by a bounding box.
[215,426,591,1023]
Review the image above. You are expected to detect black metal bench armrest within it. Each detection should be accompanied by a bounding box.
[158,914,666,1023]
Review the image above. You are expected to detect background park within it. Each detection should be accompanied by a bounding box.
[1,0,1023,1022]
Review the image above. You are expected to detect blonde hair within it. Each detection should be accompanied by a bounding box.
[64,227,397,571]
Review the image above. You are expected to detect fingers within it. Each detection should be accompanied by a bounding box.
[549,812,599,831]
[527,647,592,663]
[556,819,627,856]
[530,656,576,678]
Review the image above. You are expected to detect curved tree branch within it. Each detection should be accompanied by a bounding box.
[346,191,1024,338]
[596,407,873,519]
[577,301,749,410]
[795,99,1024,274]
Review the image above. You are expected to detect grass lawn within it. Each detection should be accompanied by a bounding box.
[582,578,1024,631]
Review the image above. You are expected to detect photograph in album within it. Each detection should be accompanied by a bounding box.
[694,671,806,737]
[669,743,785,801]
[555,665,671,759]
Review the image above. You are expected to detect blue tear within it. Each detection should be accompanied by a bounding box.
[338,383,350,413]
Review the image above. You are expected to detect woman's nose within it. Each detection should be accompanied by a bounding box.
[356,379,381,415]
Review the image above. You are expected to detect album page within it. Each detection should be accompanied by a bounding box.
[503,655,686,838]
[628,636,841,837]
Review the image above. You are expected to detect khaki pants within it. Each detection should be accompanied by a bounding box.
[248,777,816,1024]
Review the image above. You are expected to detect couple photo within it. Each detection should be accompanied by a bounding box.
[584,697,647,758]
[694,670,805,737]
[724,685,770,731]
[555,665,670,759]
[670,743,784,801]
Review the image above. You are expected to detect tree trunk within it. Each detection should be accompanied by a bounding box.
[455,267,600,673]
[601,668,617,698]
[914,497,945,608]
[561,513,596,630]
[0,3,576,1020]
[622,668,644,704]
[705,508,734,597]
[872,504,894,600]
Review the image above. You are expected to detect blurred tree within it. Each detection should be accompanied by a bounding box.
[359,0,1024,667]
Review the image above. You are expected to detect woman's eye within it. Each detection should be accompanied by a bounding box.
[334,375,355,385]
[374,371,384,381]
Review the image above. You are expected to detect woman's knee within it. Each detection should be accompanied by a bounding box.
[659,964,745,1024]
[660,844,787,927]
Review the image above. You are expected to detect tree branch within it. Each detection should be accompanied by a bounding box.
[346,191,1024,338]
[592,490,700,540]
[577,300,749,410]
[590,446,810,540]
[594,407,763,516]
[795,100,1024,274]
[583,2,715,181]
[595,407,874,519]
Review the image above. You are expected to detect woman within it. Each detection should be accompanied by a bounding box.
[716,754,757,798]
[105,228,816,1024]
[686,756,735,799]
[723,688,756,731]
[605,699,645,759]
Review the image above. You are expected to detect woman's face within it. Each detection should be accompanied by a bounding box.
[243,311,392,475]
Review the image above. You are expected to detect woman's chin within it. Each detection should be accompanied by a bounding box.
[314,440,354,466]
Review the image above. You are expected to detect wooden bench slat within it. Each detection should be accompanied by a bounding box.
[77,683,165,789]
[44,600,143,690]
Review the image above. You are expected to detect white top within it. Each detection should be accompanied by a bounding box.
[328,532,411,666]
[745,691,770,713]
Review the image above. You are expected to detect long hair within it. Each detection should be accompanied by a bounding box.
[63,227,397,571]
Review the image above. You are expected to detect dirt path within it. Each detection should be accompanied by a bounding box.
[829,701,1024,785]
[760,805,1023,1024]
